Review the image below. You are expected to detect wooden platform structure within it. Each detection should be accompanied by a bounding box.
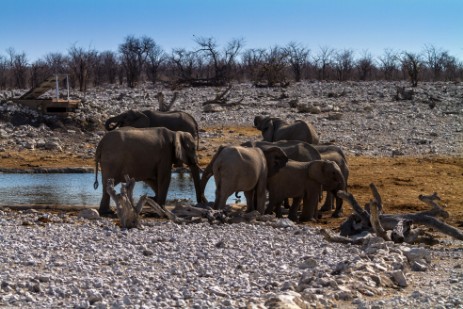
[11,74,80,115]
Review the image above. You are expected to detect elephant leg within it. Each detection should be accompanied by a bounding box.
[244,190,255,212]
[265,198,275,215]
[255,180,267,214]
[98,177,119,216]
[320,191,334,212]
[332,196,344,218]
[283,198,291,209]
[144,179,159,202]
[299,192,319,222]
[155,169,172,206]
[288,197,302,221]
[213,176,234,210]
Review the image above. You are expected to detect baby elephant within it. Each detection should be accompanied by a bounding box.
[266,160,345,222]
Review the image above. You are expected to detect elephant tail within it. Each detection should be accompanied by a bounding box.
[93,143,102,190]
[200,145,226,196]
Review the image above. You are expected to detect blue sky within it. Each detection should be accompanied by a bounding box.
[1,0,462,62]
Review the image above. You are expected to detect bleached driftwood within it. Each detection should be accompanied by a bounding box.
[202,85,244,107]
[369,200,390,241]
[337,183,463,243]
[155,91,178,112]
[106,176,145,229]
[107,175,187,227]
[320,228,364,245]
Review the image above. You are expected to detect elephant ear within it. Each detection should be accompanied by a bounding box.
[254,115,267,129]
[261,118,275,142]
[263,146,288,177]
[175,131,195,164]
[127,110,150,128]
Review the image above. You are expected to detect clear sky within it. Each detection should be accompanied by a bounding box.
[1,0,462,62]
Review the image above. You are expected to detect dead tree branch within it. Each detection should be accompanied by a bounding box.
[369,200,390,241]
[337,185,463,243]
[156,91,179,112]
[202,85,244,107]
[106,176,144,229]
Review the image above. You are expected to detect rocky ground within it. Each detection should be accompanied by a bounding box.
[0,81,462,308]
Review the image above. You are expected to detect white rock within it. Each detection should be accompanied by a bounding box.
[77,209,100,220]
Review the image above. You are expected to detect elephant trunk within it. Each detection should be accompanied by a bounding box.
[104,115,122,131]
[190,163,206,204]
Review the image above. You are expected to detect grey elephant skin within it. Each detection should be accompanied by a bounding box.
[105,109,200,147]
[94,127,204,215]
[313,144,349,217]
[254,115,319,144]
[266,160,345,222]
[242,140,349,217]
[241,140,321,162]
[200,145,288,213]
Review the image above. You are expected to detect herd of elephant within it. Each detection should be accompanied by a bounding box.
[93,109,348,222]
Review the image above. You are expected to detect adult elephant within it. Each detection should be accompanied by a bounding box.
[200,145,288,213]
[105,109,200,147]
[94,127,205,216]
[241,140,321,162]
[254,115,319,144]
[266,160,345,222]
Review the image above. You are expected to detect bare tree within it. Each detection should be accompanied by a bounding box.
[68,45,98,91]
[438,51,460,81]
[98,51,118,84]
[119,35,155,88]
[29,59,50,88]
[253,46,289,87]
[378,48,399,80]
[169,48,199,83]
[193,36,244,86]
[285,42,310,82]
[423,44,442,81]
[0,55,9,89]
[44,52,69,87]
[333,49,355,81]
[145,42,166,85]
[45,52,68,74]
[401,51,422,87]
[356,50,374,81]
[241,48,266,82]
[7,48,29,89]
[313,46,334,80]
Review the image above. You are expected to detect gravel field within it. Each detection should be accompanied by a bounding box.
[0,81,462,308]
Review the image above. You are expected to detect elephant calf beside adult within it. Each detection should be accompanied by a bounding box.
[105,109,200,147]
[200,145,288,213]
[266,160,345,222]
[254,115,319,144]
[241,140,349,217]
[94,127,205,216]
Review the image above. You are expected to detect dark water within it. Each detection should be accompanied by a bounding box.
[0,173,240,207]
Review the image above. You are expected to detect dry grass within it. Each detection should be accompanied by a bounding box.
[1,125,462,228]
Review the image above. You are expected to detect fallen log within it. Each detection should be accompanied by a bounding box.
[337,184,463,243]
[202,85,244,107]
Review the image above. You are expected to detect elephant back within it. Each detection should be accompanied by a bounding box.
[274,120,319,144]
[147,111,196,134]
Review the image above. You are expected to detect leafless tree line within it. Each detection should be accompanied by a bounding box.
[0,36,461,91]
